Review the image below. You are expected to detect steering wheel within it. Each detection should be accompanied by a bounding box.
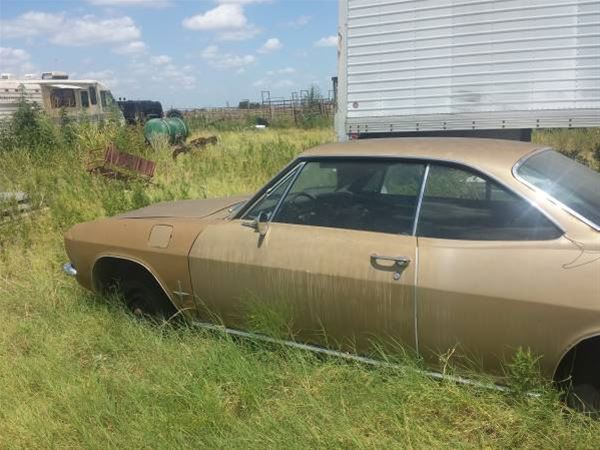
[288,191,317,204]
[281,192,317,224]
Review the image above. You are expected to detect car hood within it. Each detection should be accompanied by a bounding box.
[116,194,251,219]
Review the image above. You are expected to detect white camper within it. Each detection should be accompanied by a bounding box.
[0,72,118,122]
[335,0,600,141]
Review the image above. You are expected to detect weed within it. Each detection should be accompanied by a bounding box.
[504,347,545,396]
[0,98,60,153]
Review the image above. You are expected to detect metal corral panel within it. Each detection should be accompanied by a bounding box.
[336,0,600,139]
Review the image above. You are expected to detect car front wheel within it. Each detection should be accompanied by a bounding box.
[567,383,600,417]
[121,279,177,320]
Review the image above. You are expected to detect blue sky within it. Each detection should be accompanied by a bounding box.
[0,0,339,107]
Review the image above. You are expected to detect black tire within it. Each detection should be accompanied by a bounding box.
[567,384,600,417]
[120,279,177,320]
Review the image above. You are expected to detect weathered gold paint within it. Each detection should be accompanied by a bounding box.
[148,225,173,249]
[189,221,417,352]
[64,138,600,380]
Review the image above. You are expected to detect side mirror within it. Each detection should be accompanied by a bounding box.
[242,212,269,236]
[256,212,269,237]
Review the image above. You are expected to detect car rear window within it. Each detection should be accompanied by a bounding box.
[515,150,600,230]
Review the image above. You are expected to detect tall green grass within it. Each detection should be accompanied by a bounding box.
[534,128,600,170]
[1,114,599,448]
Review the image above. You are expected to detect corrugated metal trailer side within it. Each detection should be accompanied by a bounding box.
[335,0,600,141]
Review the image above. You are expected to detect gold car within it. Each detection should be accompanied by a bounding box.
[64,138,600,410]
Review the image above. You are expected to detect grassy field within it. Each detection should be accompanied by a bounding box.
[1,112,599,448]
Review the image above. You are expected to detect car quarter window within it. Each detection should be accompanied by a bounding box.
[272,160,426,234]
[416,164,562,241]
[243,167,299,221]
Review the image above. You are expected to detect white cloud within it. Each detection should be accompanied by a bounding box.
[113,40,147,55]
[182,0,264,41]
[258,37,282,54]
[201,45,256,70]
[253,77,295,89]
[267,67,295,76]
[0,47,39,76]
[182,4,246,30]
[253,67,298,90]
[0,47,35,76]
[200,45,219,59]
[153,63,197,90]
[77,61,198,96]
[217,25,261,41]
[0,11,65,39]
[0,47,30,65]
[0,12,141,47]
[150,54,172,65]
[314,35,338,48]
[52,16,141,46]
[87,0,171,6]
[212,54,256,69]
[78,69,120,88]
[287,15,311,28]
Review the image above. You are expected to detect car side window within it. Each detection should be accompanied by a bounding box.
[417,164,562,241]
[273,160,426,234]
[243,169,298,221]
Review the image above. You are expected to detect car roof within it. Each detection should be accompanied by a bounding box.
[299,138,545,175]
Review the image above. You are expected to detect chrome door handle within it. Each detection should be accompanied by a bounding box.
[370,254,411,268]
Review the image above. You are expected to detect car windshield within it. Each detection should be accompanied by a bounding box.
[515,150,600,230]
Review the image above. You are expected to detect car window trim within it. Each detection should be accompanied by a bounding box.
[412,159,566,240]
[512,148,600,232]
[237,162,305,220]
[412,164,430,236]
[269,162,306,222]
[301,155,565,237]
[236,155,565,237]
[268,156,430,235]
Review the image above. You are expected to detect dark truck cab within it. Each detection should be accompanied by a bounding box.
[117,100,163,124]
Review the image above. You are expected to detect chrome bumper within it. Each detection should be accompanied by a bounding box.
[63,262,77,277]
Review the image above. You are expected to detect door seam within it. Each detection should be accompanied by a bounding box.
[414,242,420,355]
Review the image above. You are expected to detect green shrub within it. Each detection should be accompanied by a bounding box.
[504,347,545,396]
[0,99,60,153]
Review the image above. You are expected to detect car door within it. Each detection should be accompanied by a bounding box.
[189,158,427,354]
[414,163,580,377]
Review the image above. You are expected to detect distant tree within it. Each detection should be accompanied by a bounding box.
[238,100,261,109]
[305,85,324,107]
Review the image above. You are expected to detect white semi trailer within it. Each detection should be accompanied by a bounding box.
[335,0,600,141]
